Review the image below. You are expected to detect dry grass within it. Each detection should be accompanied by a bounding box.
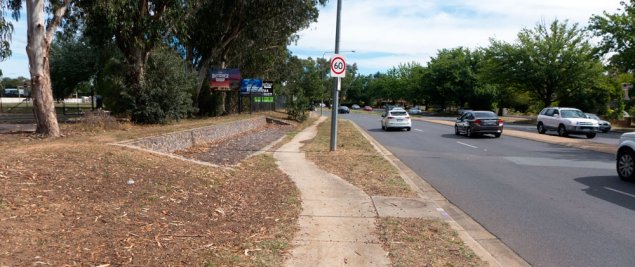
[0,113,301,266]
[379,218,486,267]
[302,119,415,198]
[301,118,485,267]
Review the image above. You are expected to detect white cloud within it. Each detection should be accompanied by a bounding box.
[290,0,623,74]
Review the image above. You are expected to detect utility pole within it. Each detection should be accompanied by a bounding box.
[330,0,342,152]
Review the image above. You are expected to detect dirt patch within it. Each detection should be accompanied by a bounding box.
[174,124,293,166]
[0,114,301,266]
[379,218,486,267]
[302,119,415,198]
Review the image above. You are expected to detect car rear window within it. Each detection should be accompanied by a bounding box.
[390,111,407,116]
[474,111,496,118]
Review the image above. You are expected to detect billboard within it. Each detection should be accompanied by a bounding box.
[208,68,241,91]
[241,79,268,95]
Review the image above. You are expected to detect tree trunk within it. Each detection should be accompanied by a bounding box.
[26,0,60,137]
[130,53,147,122]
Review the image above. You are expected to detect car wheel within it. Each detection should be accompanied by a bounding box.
[617,149,635,181]
[466,127,473,138]
[455,126,460,135]
[586,133,596,139]
[537,123,546,134]
[407,127,411,131]
[602,129,609,133]
[557,125,568,137]
[382,125,386,131]
[494,133,501,138]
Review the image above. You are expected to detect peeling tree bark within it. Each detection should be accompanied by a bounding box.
[25,0,69,137]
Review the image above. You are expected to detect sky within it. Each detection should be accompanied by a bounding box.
[289,0,623,75]
[0,0,625,78]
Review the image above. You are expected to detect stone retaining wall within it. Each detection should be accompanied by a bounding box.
[122,116,267,153]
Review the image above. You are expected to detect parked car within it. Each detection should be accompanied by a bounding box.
[337,106,350,114]
[351,104,361,109]
[381,108,412,131]
[454,110,503,138]
[536,107,599,139]
[363,106,373,111]
[585,113,611,133]
[408,107,422,115]
[458,107,473,115]
[617,132,635,181]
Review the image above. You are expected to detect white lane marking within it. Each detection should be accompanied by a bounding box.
[604,187,635,198]
[414,129,424,132]
[457,141,478,149]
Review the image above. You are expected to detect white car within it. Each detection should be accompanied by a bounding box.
[536,107,599,138]
[381,108,412,131]
[408,107,422,115]
[617,132,635,181]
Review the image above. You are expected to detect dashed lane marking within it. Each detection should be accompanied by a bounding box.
[457,141,478,149]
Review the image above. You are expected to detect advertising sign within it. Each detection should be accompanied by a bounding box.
[208,68,241,91]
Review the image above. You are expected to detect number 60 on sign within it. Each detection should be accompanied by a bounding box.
[330,54,346,78]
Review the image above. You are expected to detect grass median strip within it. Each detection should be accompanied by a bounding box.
[301,119,415,198]
[302,118,486,267]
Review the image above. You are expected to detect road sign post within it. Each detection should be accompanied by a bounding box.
[330,0,343,152]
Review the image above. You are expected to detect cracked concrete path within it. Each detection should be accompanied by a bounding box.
[274,116,390,267]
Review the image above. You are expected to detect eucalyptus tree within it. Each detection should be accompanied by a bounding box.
[184,0,326,113]
[0,0,73,137]
[79,0,186,123]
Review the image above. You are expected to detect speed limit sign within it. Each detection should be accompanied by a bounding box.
[330,54,346,78]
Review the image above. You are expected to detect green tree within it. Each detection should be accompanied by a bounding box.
[79,0,185,123]
[183,0,325,114]
[50,33,100,100]
[484,20,606,108]
[426,47,479,109]
[278,55,321,121]
[589,0,635,72]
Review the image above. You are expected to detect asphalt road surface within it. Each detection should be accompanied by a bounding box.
[343,113,635,267]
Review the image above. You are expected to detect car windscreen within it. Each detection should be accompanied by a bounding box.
[390,111,407,116]
[474,111,496,118]
[561,110,586,118]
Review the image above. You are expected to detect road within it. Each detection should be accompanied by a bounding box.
[343,113,635,267]
[429,115,623,146]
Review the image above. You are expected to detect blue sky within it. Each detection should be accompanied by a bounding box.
[0,1,624,78]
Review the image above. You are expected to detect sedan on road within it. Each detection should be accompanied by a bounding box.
[455,110,503,138]
[381,108,412,131]
[338,106,350,114]
[586,113,611,133]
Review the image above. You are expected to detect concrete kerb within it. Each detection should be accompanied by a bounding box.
[347,120,530,267]
[415,117,616,154]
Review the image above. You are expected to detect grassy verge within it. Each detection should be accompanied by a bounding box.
[301,119,415,198]
[0,113,301,266]
[301,118,486,267]
[380,218,486,267]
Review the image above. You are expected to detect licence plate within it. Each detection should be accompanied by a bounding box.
[397,119,403,121]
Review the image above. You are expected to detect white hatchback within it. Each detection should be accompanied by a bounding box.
[381,108,412,131]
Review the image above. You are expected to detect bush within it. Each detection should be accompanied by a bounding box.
[99,48,197,124]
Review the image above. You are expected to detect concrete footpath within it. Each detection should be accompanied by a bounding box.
[274,116,391,266]
[273,116,528,266]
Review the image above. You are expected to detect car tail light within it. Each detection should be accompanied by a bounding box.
[387,116,395,119]
[405,116,410,119]
[474,119,481,125]
[498,119,504,125]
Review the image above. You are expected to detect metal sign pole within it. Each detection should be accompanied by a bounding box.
[330,0,342,152]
